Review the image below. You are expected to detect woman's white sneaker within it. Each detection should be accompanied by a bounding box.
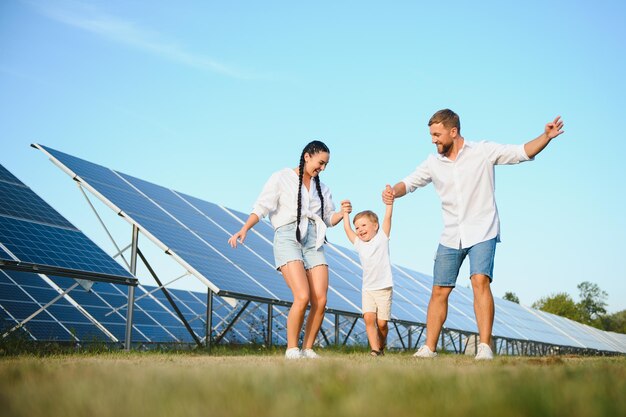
[285,347,302,359]
[475,343,494,360]
[413,345,437,358]
[301,348,320,359]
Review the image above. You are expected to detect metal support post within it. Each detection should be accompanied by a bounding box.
[342,317,358,346]
[266,303,273,347]
[124,225,139,351]
[393,322,406,350]
[206,289,213,350]
[335,313,340,346]
[441,330,445,352]
[407,326,412,351]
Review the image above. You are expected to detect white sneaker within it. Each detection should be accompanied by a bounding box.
[413,345,437,358]
[475,343,494,360]
[301,348,320,359]
[285,347,302,360]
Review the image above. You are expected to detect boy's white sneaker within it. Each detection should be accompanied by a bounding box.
[475,343,494,360]
[301,348,320,359]
[413,345,437,358]
[285,347,302,360]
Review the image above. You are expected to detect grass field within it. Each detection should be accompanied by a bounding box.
[1,348,625,417]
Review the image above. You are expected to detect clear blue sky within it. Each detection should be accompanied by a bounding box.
[1,0,625,313]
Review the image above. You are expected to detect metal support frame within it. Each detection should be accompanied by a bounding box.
[319,327,331,346]
[335,313,340,346]
[2,282,80,339]
[214,300,251,345]
[413,326,425,349]
[393,321,406,350]
[266,303,273,347]
[124,225,139,351]
[206,289,213,350]
[462,333,470,354]
[136,248,202,347]
[441,329,445,352]
[450,333,461,353]
[342,317,359,346]
[77,184,130,269]
[408,326,412,350]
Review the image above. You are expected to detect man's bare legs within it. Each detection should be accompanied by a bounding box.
[471,274,494,346]
[424,285,454,351]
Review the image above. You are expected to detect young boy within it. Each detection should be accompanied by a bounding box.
[341,188,394,356]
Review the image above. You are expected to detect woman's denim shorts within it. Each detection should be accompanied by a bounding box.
[273,220,327,270]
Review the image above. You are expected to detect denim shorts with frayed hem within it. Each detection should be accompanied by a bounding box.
[432,238,497,287]
[273,220,327,271]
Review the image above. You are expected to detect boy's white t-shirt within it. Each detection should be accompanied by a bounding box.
[353,230,393,291]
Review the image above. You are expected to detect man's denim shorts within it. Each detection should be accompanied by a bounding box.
[433,238,497,287]
[273,220,327,271]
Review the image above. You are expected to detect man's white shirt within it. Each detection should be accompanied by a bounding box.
[402,141,532,249]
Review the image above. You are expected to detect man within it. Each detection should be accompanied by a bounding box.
[382,109,564,360]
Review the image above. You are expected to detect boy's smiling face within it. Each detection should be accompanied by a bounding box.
[354,216,379,242]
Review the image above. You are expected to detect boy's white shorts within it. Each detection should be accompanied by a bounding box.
[362,287,393,321]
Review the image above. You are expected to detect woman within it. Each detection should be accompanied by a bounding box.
[228,140,343,359]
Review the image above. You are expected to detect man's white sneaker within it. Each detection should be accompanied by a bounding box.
[301,348,320,359]
[285,347,302,359]
[413,345,437,358]
[475,343,494,360]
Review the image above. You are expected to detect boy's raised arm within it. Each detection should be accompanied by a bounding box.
[382,185,394,237]
[340,200,357,244]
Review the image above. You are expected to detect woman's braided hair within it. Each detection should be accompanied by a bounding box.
[296,140,330,243]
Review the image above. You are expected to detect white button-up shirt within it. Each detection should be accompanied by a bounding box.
[252,168,336,249]
[402,141,532,249]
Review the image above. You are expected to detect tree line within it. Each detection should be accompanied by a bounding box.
[503,281,626,334]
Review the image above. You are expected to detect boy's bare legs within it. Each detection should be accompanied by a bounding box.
[471,274,494,346]
[281,261,310,349]
[302,265,328,349]
[364,313,380,351]
[377,318,388,352]
[424,285,454,351]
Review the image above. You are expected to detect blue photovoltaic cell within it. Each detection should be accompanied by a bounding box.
[33,145,626,353]
[0,270,110,341]
[121,176,294,302]
[0,163,134,284]
[0,164,21,185]
[0,180,75,229]
[37,145,284,301]
[0,215,131,278]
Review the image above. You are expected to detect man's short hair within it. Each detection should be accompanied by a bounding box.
[353,210,379,225]
[429,109,461,133]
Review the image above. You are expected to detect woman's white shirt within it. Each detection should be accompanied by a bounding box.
[252,168,336,248]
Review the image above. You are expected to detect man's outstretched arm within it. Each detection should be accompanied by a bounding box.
[524,116,565,159]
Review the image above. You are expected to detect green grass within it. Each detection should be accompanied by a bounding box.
[1,350,624,417]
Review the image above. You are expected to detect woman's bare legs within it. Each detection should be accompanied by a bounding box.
[302,265,328,349]
[280,261,310,349]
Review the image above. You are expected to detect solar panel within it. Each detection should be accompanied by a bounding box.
[31,144,626,354]
[0,163,136,286]
[0,269,112,341]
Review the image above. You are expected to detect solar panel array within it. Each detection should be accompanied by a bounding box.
[0,268,325,346]
[0,164,135,287]
[4,267,626,353]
